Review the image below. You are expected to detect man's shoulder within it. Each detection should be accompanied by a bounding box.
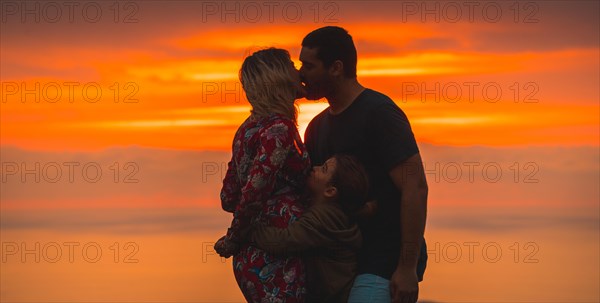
[360,88,398,110]
[358,89,412,126]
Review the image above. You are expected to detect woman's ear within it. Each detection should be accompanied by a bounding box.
[324,186,337,198]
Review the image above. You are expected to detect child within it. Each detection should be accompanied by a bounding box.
[249,154,370,303]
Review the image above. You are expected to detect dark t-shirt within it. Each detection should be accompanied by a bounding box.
[304,88,427,280]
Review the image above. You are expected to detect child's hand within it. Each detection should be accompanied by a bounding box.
[356,200,378,219]
[214,235,239,258]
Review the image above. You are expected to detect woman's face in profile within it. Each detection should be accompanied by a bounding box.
[289,60,307,99]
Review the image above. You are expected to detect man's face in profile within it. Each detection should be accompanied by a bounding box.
[299,47,332,100]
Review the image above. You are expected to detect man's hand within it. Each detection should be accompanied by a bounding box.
[214,235,239,258]
[390,268,419,303]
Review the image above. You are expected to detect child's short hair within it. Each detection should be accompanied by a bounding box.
[329,154,369,215]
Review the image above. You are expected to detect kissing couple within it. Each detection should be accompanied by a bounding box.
[215,26,428,303]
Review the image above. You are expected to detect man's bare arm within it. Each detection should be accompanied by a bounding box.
[388,152,428,303]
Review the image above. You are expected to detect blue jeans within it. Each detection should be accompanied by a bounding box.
[347,274,391,303]
[349,240,428,302]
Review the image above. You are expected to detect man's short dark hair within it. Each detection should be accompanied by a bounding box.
[302,26,357,78]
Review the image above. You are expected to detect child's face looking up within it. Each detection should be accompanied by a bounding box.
[307,157,337,198]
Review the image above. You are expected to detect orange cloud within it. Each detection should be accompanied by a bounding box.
[2,19,598,151]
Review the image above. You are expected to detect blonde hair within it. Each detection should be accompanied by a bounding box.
[240,48,298,123]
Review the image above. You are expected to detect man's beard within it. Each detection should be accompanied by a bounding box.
[304,81,331,100]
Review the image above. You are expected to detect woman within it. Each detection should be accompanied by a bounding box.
[214,48,310,302]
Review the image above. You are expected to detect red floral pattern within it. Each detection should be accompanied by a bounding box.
[220,113,311,302]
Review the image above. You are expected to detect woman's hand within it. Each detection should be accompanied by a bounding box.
[214,235,240,258]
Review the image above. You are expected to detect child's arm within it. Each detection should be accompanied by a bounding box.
[249,207,330,255]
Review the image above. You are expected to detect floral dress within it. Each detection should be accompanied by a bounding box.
[221,113,311,303]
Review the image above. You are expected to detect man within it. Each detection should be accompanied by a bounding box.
[300,26,428,303]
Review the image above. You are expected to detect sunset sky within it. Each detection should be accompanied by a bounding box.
[1,1,599,302]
